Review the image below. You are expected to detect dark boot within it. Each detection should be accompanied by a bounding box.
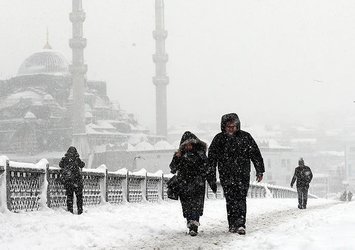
[237,226,246,235]
[187,220,199,236]
[189,224,198,236]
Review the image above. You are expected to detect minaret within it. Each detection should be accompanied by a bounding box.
[43,28,52,49]
[69,0,89,158]
[153,0,169,137]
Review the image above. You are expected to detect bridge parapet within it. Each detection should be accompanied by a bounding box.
[0,156,316,212]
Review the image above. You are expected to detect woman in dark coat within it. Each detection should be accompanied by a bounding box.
[169,131,215,236]
[59,146,85,214]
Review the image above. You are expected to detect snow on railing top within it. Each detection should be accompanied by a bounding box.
[112,168,128,175]
[49,166,61,171]
[147,170,163,177]
[9,158,48,170]
[130,168,147,176]
[163,173,174,179]
[0,155,9,167]
[83,165,106,174]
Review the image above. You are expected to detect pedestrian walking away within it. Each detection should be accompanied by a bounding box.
[59,146,85,214]
[290,158,313,209]
[208,113,265,235]
[169,131,216,236]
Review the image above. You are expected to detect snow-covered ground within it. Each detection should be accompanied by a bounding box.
[0,198,353,250]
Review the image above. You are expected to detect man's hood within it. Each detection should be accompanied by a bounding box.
[220,113,241,132]
[65,146,79,158]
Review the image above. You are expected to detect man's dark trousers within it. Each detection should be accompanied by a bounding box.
[66,183,83,214]
[297,186,309,209]
[223,182,249,229]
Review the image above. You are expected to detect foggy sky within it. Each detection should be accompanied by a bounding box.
[1,0,355,132]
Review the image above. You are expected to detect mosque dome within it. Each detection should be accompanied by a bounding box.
[17,49,69,76]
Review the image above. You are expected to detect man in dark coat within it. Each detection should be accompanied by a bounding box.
[59,146,85,214]
[169,131,215,236]
[290,158,313,209]
[208,113,265,235]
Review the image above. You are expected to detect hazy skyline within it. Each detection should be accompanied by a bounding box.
[1,0,355,132]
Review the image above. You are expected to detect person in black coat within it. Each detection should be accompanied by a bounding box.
[208,113,265,235]
[59,146,85,214]
[290,158,313,209]
[169,131,215,236]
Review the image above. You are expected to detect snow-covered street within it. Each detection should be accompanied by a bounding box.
[0,198,353,250]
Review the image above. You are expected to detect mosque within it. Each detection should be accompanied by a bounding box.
[0,43,150,154]
[0,0,170,167]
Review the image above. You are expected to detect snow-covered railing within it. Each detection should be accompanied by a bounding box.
[0,156,316,212]
[107,169,126,204]
[206,181,313,199]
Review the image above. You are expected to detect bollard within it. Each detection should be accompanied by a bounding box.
[158,173,163,201]
[5,160,11,211]
[123,170,129,203]
[142,171,147,202]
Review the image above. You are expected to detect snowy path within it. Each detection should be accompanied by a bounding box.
[0,198,353,250]
[125,199,341,250]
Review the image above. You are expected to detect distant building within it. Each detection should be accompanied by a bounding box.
[252,139,298,187]
[0,46,148,157]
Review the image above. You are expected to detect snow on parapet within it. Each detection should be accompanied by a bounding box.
[131,168,147,176]
[163,173,174,178]
[0,155,9,166]
[83,167,106,174]
[37,159,49,209]
[262,183,273,198]
[36,159,49,168]
[82,164,107,174]
[114,168,128,175]
[148,170,163,177]
[0,156,8,211]
[10,159,48,169]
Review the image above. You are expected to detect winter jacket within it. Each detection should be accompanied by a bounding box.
[208,113,265,188]
[59,146,85,187]
[291,165,313,188]
[169,131,210,217]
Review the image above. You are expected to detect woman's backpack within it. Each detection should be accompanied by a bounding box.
[59,159,80,185]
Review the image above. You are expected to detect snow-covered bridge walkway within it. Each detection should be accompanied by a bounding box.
[0,198,354,250]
